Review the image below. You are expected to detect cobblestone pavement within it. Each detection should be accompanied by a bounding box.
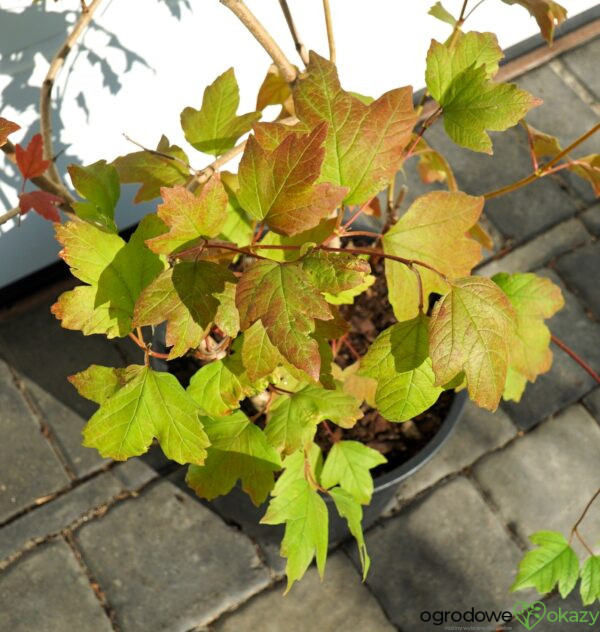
[1,36,599,632]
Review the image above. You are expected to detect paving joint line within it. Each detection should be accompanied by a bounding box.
[63,530,122,632]
[0,472,159,572]
[7,363,77,480]
[549,57,600,116]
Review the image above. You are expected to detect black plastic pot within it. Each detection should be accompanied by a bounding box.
[151,327,468,545]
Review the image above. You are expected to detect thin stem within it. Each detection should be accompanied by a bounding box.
[569,488,600,553]
[341,336,360,360]
[41,0,103,187]
[278,0,309,65]
[220,0,297,83]
[0,207,20,226]
[463,0,487,20]
[521,121,539,171]
[404,107,443,160]
[410,264,425,312]
[573,529,595,556]
[322,420,339,443]
[322,0,336,63]
[484,122,600,200]
[340,230,382,240]
[341,199,373,231]
[551,334,600,384]
[458,0,469,21]
[123,134,199,175]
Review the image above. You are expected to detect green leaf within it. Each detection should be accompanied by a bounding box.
[512,531,579,599]
[237,122,346,236]
[113,135,190,203]
[428,1,456,25]
[261,477,328,591]
[493,273,564,402]
[145,177,227,255]
[425,35,540,153]
[383,191,483,321]
[328,487,370,579]
[181,67,261,156]
[52,216,165,338]
[133,261,237,359]
[273,443,323,497]
[68,364,142,405]
[293,52,417,205]
[266,384,363,454]
[187,341,263,417]
[429,277,516,410]
[186,410,281,505]
[580,556,600,605]
[425,32,503,102]
[302,251,371,296]
[321,441,385,505]
[219,172,254,246]
[241,320,284,382]
[236,260,332,380]
[500,0,567,43]
[360,315,443,422]
[68,160,119,232]
[83,366,210,464]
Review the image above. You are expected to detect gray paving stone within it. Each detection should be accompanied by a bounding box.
[394,402,517,504]
[21,376,108,478]
[426,124,579,243]
[76,480,270,632]
[555,241,600,318]
[0,287,125,419]
[477,217,590,277]
[502,269,599,429]
[473,405,600,545]
[517,64,599,157]
[583,387,600,423]
[168,467,286,575]
[350,477,525,631]
[561,37,600,102]
[0,461,156,561]
[0,360,69,523]
[580,203,600,236]
[211,552,394,632]
[0,539,113,632]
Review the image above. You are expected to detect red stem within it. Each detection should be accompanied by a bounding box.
[551,334,600,384]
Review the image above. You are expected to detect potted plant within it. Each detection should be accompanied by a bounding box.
[1,0,599,595]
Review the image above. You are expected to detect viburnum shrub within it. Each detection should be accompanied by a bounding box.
[2,0,600,595]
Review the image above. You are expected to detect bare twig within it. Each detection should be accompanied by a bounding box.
[40,0,104,188]
[185,141,247,191]
[220,0,297,83]
[0,207,20,226]
[322,0,336,63]
[278,0,309,65]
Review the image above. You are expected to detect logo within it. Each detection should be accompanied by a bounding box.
[514,601,546,630]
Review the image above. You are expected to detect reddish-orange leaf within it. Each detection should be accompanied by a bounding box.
[236,260,333,380]
[0,117,20,147]
[15,134,50,180]
[19,191,62,222]
[146,176,228,255]
[237,122,347,236]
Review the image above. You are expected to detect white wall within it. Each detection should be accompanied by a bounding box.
[0,0,596,287]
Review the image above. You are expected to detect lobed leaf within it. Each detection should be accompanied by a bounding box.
[133,261,237,359]
[15,134,49,180]
[493,272,564,402]
[83,365,210,465]
[113,135,189,203]
[383,191,483,321]
[501,0,567,43]
[512,531,579,598]
[52,216,165,338]
[181,67,261,156]
[321,440,386,505]
[429,276,516,410]
[146,177,228,255]
[293,51,417,205]
[68,160,119,232]
[302,250,371,296]
[236,260,333,380]
[360,315,443,422]
[237,122,346,235]
[18,191,62,222]
[186,410,281,505]
[266,383,363,455]
[0,117,20,147]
